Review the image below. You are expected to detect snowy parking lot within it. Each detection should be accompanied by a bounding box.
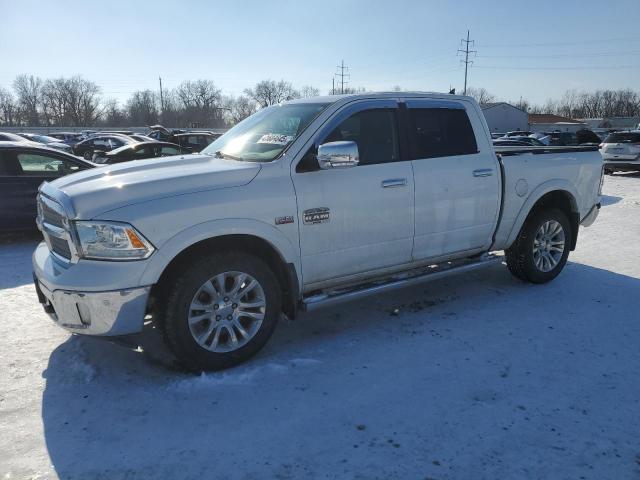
[1,174,639,479]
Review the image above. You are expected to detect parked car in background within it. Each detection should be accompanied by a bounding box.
[93,130,135,136]
[48,132,85,147]
[0,142,94,231]
[0,131,38,143]
[491,132,505,139]
[499,136,546,147]
[503,130,534,138]
[493,139,540,147]
[128,134,156,143]
[16,133,73,153]
[147,125,185,142]
[73,134,135,160]
[173,132,220,152]
[543,129,601,147]
[93,141,191,164]
[601,131,640,173]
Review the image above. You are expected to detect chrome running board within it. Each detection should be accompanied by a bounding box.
[302,253,503,311]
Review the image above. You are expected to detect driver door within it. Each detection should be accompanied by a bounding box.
[292,100,415,287]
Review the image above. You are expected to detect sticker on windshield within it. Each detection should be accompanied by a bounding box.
[257,134,294,145]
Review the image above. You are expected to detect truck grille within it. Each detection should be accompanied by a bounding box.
[37,195,74,261]
[40,198,66,228]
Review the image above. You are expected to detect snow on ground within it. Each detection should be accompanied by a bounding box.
[1,174,640,480]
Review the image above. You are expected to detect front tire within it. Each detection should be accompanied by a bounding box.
[505,208,571,284]
[83,150,93,161]
[159,252,281,371]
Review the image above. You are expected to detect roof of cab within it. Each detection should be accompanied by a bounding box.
[283,91,474,105]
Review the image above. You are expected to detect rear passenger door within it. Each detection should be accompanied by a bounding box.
[406,99,501,261]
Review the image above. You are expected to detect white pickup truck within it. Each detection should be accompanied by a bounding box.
[33,93,603,371]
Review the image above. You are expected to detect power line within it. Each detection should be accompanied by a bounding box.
[457,30,476,95]
[335,60,349,94]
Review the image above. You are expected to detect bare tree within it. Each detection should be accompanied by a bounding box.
[13,74,43,126]
[175,79,224,127]
[466,87,496,105]
[102,98,127,126]
[299,85,320,98]
[244,80,300,107]
[226,95,258,124]
[0,87,17,126]
[126,90,159,126]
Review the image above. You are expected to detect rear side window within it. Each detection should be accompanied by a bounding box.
[408,108,478,159]
[604,132,640,143]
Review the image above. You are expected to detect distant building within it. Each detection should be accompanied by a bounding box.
[529,114,586,133]
[481,102,528,134]
[578,117,640,130]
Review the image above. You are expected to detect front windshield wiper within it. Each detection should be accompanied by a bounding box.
[212,150,244,161]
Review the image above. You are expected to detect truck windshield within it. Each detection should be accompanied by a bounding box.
[202,103,330,162]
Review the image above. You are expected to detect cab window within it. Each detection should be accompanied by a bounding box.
[322,109,400,166]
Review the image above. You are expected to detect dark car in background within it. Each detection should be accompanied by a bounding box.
[73,134,135,160]
[93,141,191,164]
[16,133,73,153]
[0,143,94,231]
[172,132,220,152]
[493,139,539,147]
[48,132,85,147]
[498,136,546,147]
[544,129,601,146]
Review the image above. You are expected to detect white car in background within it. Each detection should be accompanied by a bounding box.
[601,131,640,173]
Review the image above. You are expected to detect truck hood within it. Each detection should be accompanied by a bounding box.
[45,154,261,219]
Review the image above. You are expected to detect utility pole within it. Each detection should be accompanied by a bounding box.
[335,60,349,94]
[158,76,164,121]
[457,30,476,95]
[332,77,335,95]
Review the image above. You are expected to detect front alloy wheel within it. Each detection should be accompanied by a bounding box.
[159,252,281,371]
[188,271,266,353]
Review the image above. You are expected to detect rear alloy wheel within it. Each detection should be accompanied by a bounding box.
[160,252,281,371]
[532,220,566,273]
[505,208,571,284]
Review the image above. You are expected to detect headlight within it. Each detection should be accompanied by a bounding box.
[74,221,154,260]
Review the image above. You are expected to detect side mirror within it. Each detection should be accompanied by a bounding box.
[317,141,359,169]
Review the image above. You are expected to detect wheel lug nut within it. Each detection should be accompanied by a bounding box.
[224,297,229,302]
[213,304,219,310]
[232,303,237,309]
[216,315,221,320]
[227,315,232,320]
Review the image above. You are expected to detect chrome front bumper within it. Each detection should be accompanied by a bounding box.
[34,278,149,335]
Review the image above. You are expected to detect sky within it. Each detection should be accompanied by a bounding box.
[1,0,639,106]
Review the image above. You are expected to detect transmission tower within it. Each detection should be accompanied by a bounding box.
[457,30,477,95]
[334,60,350,94]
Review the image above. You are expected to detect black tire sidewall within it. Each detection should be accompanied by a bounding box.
[520,208,572,284]
[162,252,281,371]
[83,150,92,160]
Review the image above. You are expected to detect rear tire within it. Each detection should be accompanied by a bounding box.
[505,208,571,284]
[158,251,281,371]
[83,150,93,161]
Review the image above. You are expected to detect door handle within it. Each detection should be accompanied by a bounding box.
[473,169,494,177]
[381,178,408,188]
